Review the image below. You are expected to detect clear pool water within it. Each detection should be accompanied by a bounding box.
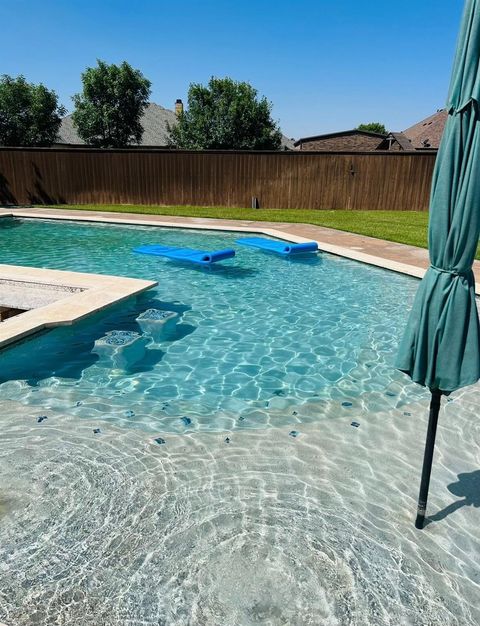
[0,217,425,433]
[1,216,479,626]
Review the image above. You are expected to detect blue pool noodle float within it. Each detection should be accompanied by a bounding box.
[235,237,318,256]
[133,245,235,265]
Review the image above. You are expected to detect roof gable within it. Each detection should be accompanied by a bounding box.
[376,132,414,151]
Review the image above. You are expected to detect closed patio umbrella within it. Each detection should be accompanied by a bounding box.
[396,0,480,529]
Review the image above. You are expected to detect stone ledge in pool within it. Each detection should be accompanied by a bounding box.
[0,264,157,349]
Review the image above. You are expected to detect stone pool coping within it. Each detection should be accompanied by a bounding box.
[0,264,156,349]
[1,206,480,294]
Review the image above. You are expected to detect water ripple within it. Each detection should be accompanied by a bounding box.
[1,399,479,625]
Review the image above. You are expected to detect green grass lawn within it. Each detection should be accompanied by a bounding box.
[44,204,431,250]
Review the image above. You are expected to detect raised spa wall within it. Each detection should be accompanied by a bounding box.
[0,266,157,349]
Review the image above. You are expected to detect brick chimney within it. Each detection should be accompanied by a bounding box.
[175,99,184,115]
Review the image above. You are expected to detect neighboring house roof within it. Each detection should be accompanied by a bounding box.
[57,101,296,150]
[294,111,447,152]
[402,109,447,149]
[293,129,386,147]
[281,135,296,150]
[375,110,447,151]
[57,103,177,146]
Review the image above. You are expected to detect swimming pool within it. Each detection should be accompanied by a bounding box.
[0,216,479,625]
[0,217,425,432]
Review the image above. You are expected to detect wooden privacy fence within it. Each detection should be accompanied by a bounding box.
[0,147,437,211]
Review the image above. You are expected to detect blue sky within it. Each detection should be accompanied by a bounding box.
[1,0,464,139]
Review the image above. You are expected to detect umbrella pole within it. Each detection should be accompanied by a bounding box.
[415,389,442,529]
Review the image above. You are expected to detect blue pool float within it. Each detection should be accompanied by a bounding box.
[133,245,235,265]
[235,237,318,256]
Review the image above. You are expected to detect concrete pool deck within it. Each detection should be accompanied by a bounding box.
[1,205,479,292]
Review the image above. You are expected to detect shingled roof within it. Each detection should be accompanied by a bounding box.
[293,128,386,147]
[57,102,295,149]
[57,103,177,147]
[402,109,448,149]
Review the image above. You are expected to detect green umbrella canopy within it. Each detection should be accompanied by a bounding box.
[396,0,480,393]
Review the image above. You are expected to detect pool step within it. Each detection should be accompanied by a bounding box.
[135,308,179,343]
[92,309,181,369]
[92,330,149,370]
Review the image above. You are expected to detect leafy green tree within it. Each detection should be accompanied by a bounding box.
[0,75,65,146]
[72,60,151,148]
[168,77,282,150]
[356,122,388,135]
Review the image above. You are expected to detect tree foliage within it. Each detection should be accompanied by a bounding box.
[72,60,151,148]
[168,77,282,150]
[0,75,65,146]
[356,122,388,135]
